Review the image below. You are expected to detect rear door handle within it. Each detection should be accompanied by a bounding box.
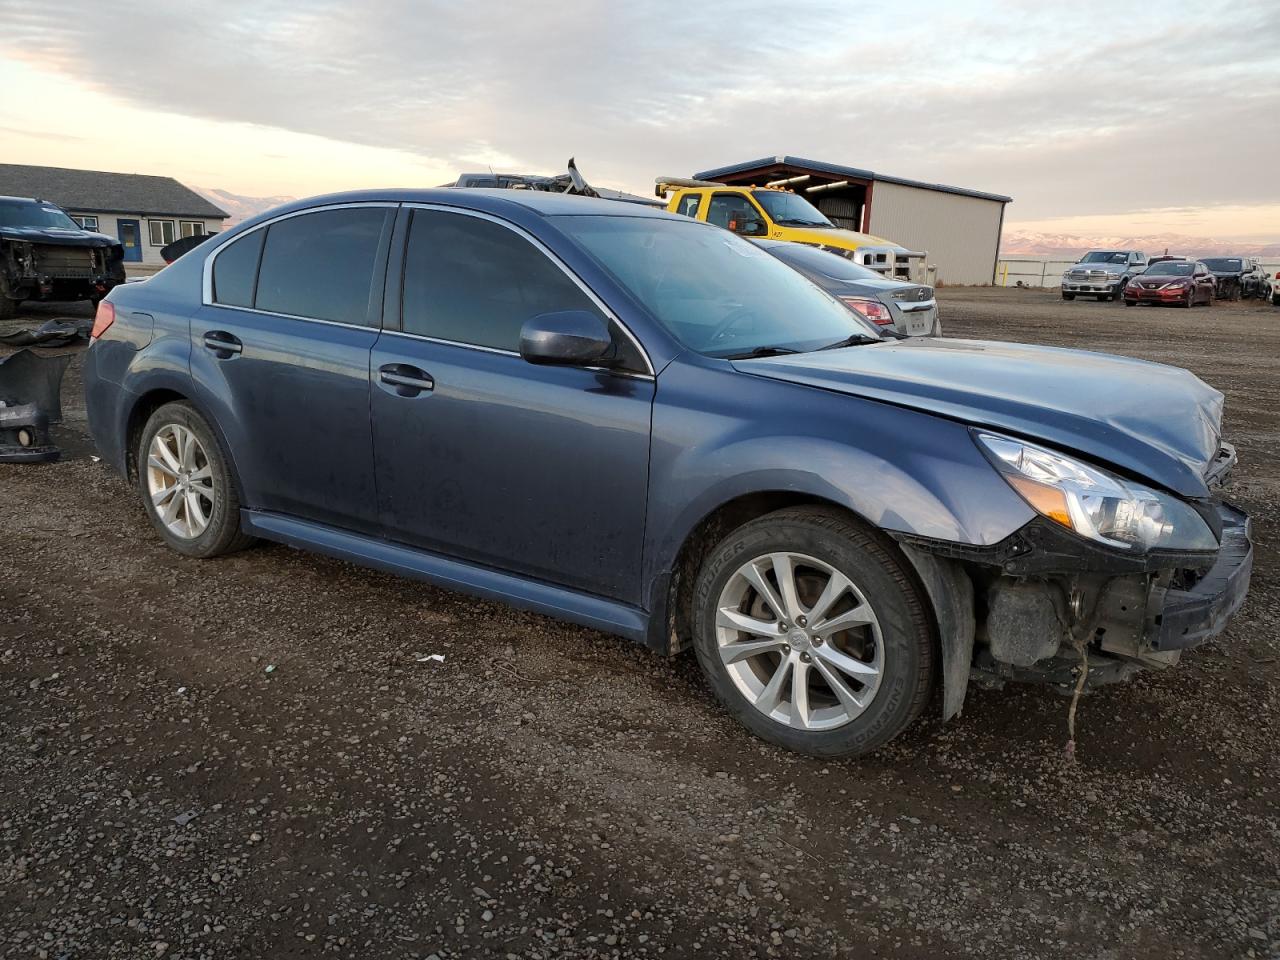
[203,331,243,357]
[378,363,434,396]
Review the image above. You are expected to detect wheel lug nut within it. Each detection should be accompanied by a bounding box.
[812,636,824,646]
[778,622,789,632]
[797,615,808,627]
[800,652,811,663]
[782,645,791,654]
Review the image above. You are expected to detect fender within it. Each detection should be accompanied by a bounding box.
[640,357,1033,651]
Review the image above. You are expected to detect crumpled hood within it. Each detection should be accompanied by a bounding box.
[733,338,1224,498]
[0,224,120,247]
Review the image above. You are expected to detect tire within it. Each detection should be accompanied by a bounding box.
[1124,300,1136,307]
[1062,293,1075,301]
[1111,285,1124,301]
[0,275,18,320]
[1180,292,1193,308]
[691,506,935,758]
[137,401,254,558]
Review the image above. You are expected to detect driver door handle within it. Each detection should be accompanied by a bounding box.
[379,363,434,397]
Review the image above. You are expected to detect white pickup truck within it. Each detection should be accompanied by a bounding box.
[1061,250,1149,301]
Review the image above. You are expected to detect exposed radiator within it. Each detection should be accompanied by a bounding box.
[32,244,101,278]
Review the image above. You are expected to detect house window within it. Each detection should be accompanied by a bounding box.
[148,219,176,246]
[71,214,99,230]
[179,220,205,239]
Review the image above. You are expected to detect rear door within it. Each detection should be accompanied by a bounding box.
[369,206,655,602]
[190,204,395,534]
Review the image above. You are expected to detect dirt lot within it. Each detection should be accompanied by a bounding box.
[2,289,1278,960]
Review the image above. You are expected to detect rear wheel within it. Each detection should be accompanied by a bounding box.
[692,507,935,757]
[137,402,254,558]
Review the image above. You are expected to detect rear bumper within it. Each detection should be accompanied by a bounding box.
[1152,503,1252,651]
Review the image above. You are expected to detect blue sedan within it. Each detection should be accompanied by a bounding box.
[83,189,1252,757]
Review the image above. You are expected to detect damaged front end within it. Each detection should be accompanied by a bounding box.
[1,236,126,308]
[898,432,1253,719]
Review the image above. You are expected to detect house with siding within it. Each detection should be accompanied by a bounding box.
[0,163,229,276]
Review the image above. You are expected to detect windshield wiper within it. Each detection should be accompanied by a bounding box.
[817,333,883,350]
[775,218,832,227]
[724,345,801,360]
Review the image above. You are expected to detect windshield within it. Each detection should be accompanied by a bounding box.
[1147,262,1194,276]
[0,199,80,230]
[1081,251,1129,264]
[1201,258,1242,271]
[762,242,886,282]
[559,215,881,357]
[750,190,833,228]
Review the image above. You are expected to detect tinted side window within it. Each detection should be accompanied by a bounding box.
[212,230,265,308]
[706,193,761,230]
[402,210,604,352]
[255,207,390,325]
[676,194,702,218]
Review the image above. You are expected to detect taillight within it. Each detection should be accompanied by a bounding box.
[91,300,116,339]
[840,296,894,325]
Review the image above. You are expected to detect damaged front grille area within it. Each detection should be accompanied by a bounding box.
[30,243,102,279]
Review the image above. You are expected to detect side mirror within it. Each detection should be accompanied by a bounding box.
[519,310,613,367]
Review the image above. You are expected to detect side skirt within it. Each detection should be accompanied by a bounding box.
[241,511,650,643]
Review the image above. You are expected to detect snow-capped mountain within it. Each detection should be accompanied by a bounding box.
[193,187,296,227]
[1002,230,1280,258]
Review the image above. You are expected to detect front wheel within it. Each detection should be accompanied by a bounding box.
[1062,293,1075,301]
[137,402,254,558]
[1124,299,1136,307]
[692,507,935,757]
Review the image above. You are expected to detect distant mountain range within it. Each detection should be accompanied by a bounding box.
[1002,230,1280,258]
[194,187,296,226]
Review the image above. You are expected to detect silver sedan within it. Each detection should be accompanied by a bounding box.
[754,239,940,337]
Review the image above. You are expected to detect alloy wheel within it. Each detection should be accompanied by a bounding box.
[146,423,215,539]
[714,551,883,731]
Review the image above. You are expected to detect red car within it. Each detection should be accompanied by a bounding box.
[1124,260,1215,307]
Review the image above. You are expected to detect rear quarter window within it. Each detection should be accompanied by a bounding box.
[211,230,265,308]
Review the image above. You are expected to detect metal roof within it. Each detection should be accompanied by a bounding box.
[0,163,229,219]
[692,155,1012,204]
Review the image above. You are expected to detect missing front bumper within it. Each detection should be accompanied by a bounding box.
[897,500,1254,712]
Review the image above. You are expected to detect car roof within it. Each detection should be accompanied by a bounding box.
[261,187,680,222]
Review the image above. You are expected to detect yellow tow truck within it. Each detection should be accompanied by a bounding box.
[656,178,925,280]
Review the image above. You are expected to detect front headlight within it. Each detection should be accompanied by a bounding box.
[975,432,1218,553]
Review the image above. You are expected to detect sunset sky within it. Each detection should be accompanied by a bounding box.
[2,0,1277,243]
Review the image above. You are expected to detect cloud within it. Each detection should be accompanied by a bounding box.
[1,0,1278,221]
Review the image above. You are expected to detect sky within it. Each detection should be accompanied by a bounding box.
[1,0,1278,243]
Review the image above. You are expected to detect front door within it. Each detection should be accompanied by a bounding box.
[370,207,654,602]
[117,219,142,262]
[189,205,395,534]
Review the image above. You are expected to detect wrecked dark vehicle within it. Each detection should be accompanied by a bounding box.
[449,158,662,207]
[83,190,1252,757]
[0,196,126,319]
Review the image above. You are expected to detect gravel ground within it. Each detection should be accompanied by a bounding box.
[2,290,1278,960]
